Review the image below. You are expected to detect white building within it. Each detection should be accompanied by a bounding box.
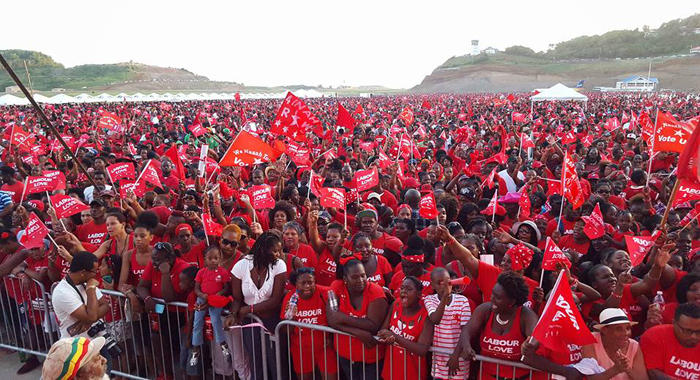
[691,46,700,55]
[483,47,498,54]
[471,40,480,56]
[615,76,658,92]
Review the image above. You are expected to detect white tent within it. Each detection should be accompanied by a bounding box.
[0,94,29,106]
[95,93,117,102]
[47,94,77,104]
[530,83,588,102]
[74,93,95,103]
[33,94,51,103]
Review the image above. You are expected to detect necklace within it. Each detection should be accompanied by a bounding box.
[495,313,510,325]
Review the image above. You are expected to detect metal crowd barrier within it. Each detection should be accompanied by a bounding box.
[0,275,553,380]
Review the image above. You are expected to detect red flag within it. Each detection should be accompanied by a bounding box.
[542,237,571,270]
[234,92,241,102]
[97,112,123,132]
[42,170,66,190]
[506,93,515,103]
[25,175,54,195]
[482,169,496,190]
[512,112,527,123]
[398,107,414,126]
[673,179,700,206]
[421,100,432,110]
[19,213,50,249]
[354,168,379,192]
[562,131,577,145]
[676,117,700,184]
[270,92,321,141]
[336,103,355,133]
[377,149,391,169]
[106,162,136,182]
[249,185,276,210]
[419,192,439,219]
[119,180,146,198]
[320,187,346,210]
[138,160,163,189]
[483,193,499,217]
[531,271,596,352]
[653,112,696,154]
[562,153,584,209]
[164,146,187,180]
[604,117,620,131]
[310,171,325,197]
[322,148,337,162]
[582,203,605,239]
[189,115,207,137]
[518,186,531,219]
[354,103,364,115]
[220,131,284,167]
[5,125,35,151]
[50,194,90,219]
[625,235,658,266]
[202,213,223,237]
[520,133,535,149]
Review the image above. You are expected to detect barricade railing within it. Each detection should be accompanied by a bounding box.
[1,276,551,380]
[275,319,549,380]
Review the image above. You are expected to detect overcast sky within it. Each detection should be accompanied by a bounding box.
[3,1,698,88]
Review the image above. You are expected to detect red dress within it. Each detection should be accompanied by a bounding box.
[382,302,429,380]
[479,307,529,379]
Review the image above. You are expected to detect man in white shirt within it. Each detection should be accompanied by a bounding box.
[83,171,112,204]
[498,156,525,193]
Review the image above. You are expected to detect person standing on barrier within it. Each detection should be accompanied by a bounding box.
[328,258,388,380]
[460,271,538,380]
[51,250,113,373]
[227,231,289,380]
[378,276,433,380]
[280,267,338,380]
[190,244,231,365]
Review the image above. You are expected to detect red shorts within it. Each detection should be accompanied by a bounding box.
[289,332,338,374]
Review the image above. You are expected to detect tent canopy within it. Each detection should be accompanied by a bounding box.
[530,83,588,102]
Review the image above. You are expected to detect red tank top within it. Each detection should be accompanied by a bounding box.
[479,307,529,379]
[108,235,134,257]
[382,302,429,380]
[315,248,337,287]
[128,251,149,287]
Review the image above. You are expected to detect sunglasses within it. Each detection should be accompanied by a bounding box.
[154,242,174,253]
[297,267,315,275]
[221,239,239,247]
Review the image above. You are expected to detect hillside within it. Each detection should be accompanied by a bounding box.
[413,13,700,93]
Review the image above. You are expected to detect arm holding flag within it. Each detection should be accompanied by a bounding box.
[439,225,480,279]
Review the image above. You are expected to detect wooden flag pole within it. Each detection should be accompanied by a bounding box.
[659,179,682,228]
[0,53,97,188]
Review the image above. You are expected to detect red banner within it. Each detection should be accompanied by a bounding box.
[652,112,696,154]
[98,112,123,132]
[19,213,50,249]
[202,213,223,237]
[250,185,276,210]
[562,153,584,209]
[354,168,379,192]
[25,175,54,195]
[42,170,66,190]
[320,187,346,210]
[582,203,604,239]
[119,180,146,198]
[107,162,136,182]
[398,107,414,125]
[138,160,163,189]
[419,192,439,219]
[50,194,90,219]
[531,271,596,353]
[270,92,321,141]
[220,131,284,167]
[310,171,325,198]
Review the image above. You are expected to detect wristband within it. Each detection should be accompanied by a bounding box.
[86,286,98,291]
[250,304,255,314]
[144,296,153,302]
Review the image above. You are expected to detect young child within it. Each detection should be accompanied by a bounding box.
[190,245,231,365]
[423,267,472,380]
[612,210,635,243]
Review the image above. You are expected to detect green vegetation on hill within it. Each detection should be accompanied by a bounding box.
[1,50,137,90]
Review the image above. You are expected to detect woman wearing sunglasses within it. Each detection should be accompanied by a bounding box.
[280,267,338,380]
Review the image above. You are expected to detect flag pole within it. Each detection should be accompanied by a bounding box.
[646,109,659,187]
[18,177,28,205]
[491,193,497,224]
[0,53,97,188]
[307,171,312,199]
[106,172,122,208]
[659,179,682,228]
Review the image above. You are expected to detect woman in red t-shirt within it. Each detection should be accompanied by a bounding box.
[327,259,388,380]
[283,221,318,268]
[308,211,343,287]
[280,267,338,379]
[333,232,393,287]
[378,276,433,380]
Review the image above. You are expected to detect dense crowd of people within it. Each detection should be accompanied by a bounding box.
[0,91,699,380]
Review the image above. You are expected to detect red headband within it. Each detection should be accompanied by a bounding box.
[404,254,425,263]
[339,253,362,265]
[397,204,412,213]
[175,223,193,235]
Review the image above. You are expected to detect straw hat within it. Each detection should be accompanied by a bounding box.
[593,308,637,330]
[42,337,105,380]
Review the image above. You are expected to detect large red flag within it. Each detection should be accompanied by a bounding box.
[398,107,414,126]
[19,213,50,249]
[270,92,321,141]
[50,195,90,219]
[336,103,355,133]
[97,112,123,133]
[541,237,571,270]
[320,187,346,210]
[220,131,284,167]
[354,168,379,192]
[164,146,187,180]
[25,175,54,195]
[531,271,596,352]
[419,192,439,219]
[249,185,276,210]
[625,235,658,266]
[652,112,696,153]
[309,171,325,198]
[106,162,136,182]
[42,170,67,190]
[562,153,584,209]
[673,179,700,206]
[582,203,605,239]
[676,116,700,183]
